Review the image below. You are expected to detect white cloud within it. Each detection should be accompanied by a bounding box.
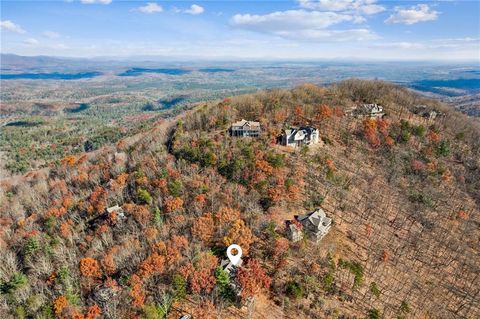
[43,31,60,39]
[385,4,439,25]
[231,10,354,31]
[137,2,163,14]
[185,4,204,15]
[0,20,26,34]
[298,0,385,15]
[80,0,112,4]
[230,10,376,41]
[24,38,39,45]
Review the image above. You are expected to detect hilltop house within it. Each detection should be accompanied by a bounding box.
[414,105,444,121]
[297,208,332,241]
[229,119,261,137]
[279,126,320,147]
[352,104,385,118]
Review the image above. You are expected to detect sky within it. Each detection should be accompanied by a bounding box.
[1,0,479,60]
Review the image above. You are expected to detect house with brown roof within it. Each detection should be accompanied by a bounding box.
[229,119,261,137]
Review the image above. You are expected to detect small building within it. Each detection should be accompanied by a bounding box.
[106,205,125,219]
[286,221,303,243]
[414,105,443,121]
[362,104,384,118]
[352,104,385,118]
[297,208,332,241]
[229,119,261,137]
[280,126,320,147]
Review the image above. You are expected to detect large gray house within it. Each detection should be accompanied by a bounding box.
[229,119,261,137]
[280,126,320,147]
[297,208,332,241]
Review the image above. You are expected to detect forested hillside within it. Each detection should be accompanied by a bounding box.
[1,80,479,319]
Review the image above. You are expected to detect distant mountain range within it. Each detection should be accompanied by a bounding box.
[2,53,479,117]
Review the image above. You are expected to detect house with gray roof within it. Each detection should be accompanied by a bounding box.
[414,105,444,121]
[280,126,320,147]
[229,119,261,137]
[352,104,385,118]
[297,208,332,241]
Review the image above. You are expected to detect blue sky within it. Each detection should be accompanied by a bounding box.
[1,0,479,60]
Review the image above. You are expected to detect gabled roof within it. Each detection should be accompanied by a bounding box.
[363,104,383,113]
[284,126,318,141]
[297,208,332,230]
[231,119,260,129]
[106,205,123,213]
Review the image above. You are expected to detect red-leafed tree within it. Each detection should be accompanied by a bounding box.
[316,104,333,122]
[237,259,271,302]
[363,118,381,148]
[190,252,218,294]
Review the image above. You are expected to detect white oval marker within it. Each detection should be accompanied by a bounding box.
[226,244,242,266]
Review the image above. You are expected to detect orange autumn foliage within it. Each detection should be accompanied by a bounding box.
[138,253,165,279]
[164,197,184,213]
[190,253,218,294]
[223,219,255,255]
[59,219,72,238]
[165,235,188,265]
[87,186,107,215]
[80,257,102,279]
[85,304,102,319]
[47,206,67,218]
[61,155,77,167]
[363,118,381,148]
[215,206,240,225]
[144,227,158,242]
[237,259,271,302]
[192,212,215,243]
[194,193,207,204]
[123,203,151,225]
[130,274,145,308]
[325,159,336,172]
[316,104,333,121]
[54,296,68,317]
[427,131,441,143]
[47,272,57,285]
[102,246,119,275]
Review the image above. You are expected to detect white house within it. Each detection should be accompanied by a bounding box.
[280,126,319,147]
